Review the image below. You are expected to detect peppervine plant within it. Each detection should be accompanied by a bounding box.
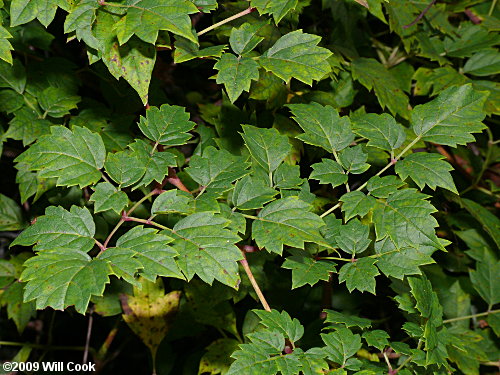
[0,0,499,374]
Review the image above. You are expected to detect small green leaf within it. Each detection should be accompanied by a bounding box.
[38,86,80,118]
[470,256,500,306]
[6,108,51,146]
[186,146,249,195]
[214,54,260,103]
[411,84,488,147]
[20,248,109,313]
[321,327,362,367]
[282,254,336,288]
[15,126,105,188]
[251,0,298,23]
[12,206,95,252]
[338,258,379,294]
[152,190,194,216]
[352,113,406,151]
[104,150,145,188]
[259,30,332,85]
[252,197,326,254]
[90,182,128,214]
[366,175,405,198]
[0,194,25,231]
[362,330,390,351]
[1,282,36,333]
[396,152,457,193]
[241,125,291,176]
[339,191,376,221]
[138,104,195,146]
[463,49,500,76]
[338,145,370,174]
[129,140,177,187]
[323,310,372,329]
[334,219,371,256]
[10,0,70,27]
[0,59,27,94]
[229,22,265,56]
[273,163,304,189]
[232,176,278,210]
[310,159,347,188]
[288,102,354,153]
[254,309,304,343]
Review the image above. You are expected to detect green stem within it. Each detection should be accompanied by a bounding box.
[489,0,498,16]
[318,256,352,262]
[320,136,421,218]
[442,309,500,324]
[197,7,256,36]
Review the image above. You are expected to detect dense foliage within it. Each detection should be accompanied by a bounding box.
[0,0,499,374]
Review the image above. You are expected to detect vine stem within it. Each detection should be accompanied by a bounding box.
[197,7,256,36]
[402,0,436,29]
[442,309,500,324]
[240,255,271,312]
[320,136,421,218]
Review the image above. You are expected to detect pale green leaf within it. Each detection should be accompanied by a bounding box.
[20,248,109,313]
[362,330,390,351]
[252,197,326,254]
[214,54,260,103]
[396,152,457,193]
[138,104,195,146]
[259,30,332,85]
[0,25,13,64]
[411,84,488,147]
[273,163,303,189]
[10,0,69,27]
[15,126,105,188]
[338,258,379,294]
[90,182,128,214]
[173,37,226,63]
[288,102,354,153]
[64,0,100,49]
[11,206,95,252]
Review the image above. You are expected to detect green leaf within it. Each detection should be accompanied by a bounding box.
[352,113,406,152]
[444,23,500,58]
[241,125,291,176]
[98,247,142,286]
[0,59,27,94]
[0,25,13,64]
[214,54,260,103]
[470,256,500,306]
[104,150,145,188]
[152,190,194,216]
[273,164,303,190]
[232,176,278,210]
[173,37,226,63]
[362,330,390,351]
[1,282,36,333]
[64,0,100,50]
[138,104,195,146]
[339,191,376,221]
[323,310,372,329]
[254,309,304,343]
[351,58,410,118]
[252,197,326,254]
[321,327,362,367]
[15,126,105,188]
[10,0,70,28]
[251,0,298,23]
[199,339,240,375]
[259,30,332,85]
[288,102,354,153]
[463,49,500,76]
[0,89,23,114]
[310,159,347,188]
[129,140,177,187]
[38,86,80,118]
[20,248,109,313]
[372,189,444,251]
[114,226,183,281]
[5,107,51,146]
[395,152,457,193]
[229,22,265,56]
[338,145,370,174]
[338,258,379,294]
[334,219,371,256]
[90,182,128,214]
[410,84,488,147]
[0,194,25,231]
[12,206,95,252]
[114,0,199,45]
[282,254,336,288]
[186,146,249,195]
[173,212,243,288]
[366,175,405,198]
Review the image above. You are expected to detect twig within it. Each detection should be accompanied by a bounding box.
[443,308,500,324]
[240,254,271,312]
[197,7,256,36]
[83,307,94,364]
[403,0,437,29]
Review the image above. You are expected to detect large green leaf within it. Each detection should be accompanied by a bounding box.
[395,152,457,193]
[114,0,199,44]
[410,84,488,147]
[252,197,326,254]
[172,212,243,288]
[259,30,332,85]
[15,126,106,188]
[138,104,195,146]
[12,206,96,252]
[214,54,260,103]
[288,102,354,153]
[20,248,109,313]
